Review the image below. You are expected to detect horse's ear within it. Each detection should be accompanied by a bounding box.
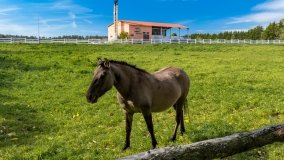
[97,57,103,66]
[104,59,110,69]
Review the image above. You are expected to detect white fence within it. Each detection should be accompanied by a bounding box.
[0,38,108,44]
[1,38,284,45]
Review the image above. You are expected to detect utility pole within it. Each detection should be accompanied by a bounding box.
[38,16,40,44]
[114,0,118,40]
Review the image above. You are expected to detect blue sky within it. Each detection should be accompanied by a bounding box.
[1,0,284,37]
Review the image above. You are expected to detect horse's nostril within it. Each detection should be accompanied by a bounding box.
[86,93,92,102]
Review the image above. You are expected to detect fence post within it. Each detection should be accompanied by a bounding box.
[10,37,13,44]
[25,38,27,43]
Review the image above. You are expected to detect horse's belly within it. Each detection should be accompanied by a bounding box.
[151,104,173,112]
[151,93,180,112]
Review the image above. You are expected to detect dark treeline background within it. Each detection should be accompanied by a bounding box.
[189,19,284,40]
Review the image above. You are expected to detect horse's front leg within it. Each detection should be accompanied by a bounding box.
[141,107,158,149]
[123,112,133,150]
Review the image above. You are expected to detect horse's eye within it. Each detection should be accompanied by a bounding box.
[101,74,106,79]
[94,79,98,85]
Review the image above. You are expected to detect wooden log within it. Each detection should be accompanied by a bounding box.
[118,124,284,160]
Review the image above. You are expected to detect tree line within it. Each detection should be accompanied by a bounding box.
[189,19,284,40]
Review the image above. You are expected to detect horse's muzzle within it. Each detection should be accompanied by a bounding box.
[86,94,99,104]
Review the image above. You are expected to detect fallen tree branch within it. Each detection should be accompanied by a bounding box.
[118,124,284,160]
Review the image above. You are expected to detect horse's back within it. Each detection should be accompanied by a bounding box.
[154,67,189,91]
[150,67,190,112]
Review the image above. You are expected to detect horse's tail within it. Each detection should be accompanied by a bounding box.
[183,98,189,118]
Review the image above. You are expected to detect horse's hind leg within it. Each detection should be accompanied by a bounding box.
[171,98,186,141]
[180,108,185,135]
[171,102,182,141]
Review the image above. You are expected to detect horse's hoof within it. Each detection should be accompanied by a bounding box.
[151,142,157,150]
[170,136,176,141]
[122,145,130,151]
[151,145,157,150]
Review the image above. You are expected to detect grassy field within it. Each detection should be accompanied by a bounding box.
[0,44,283,159]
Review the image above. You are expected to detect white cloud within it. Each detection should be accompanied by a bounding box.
[229,0,284,24]
[84,19,93,24]
[72,21,77,28]
[69,12,76,19]
[253,0,284,11]
[0,7,19,15]
[68,12,77,28]
[0,21,37,35]
[50,0,92,13]
[229,11,284,24]
[0,1,107,36]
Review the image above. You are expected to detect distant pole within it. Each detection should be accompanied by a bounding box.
[178,28,181,39]
[38,16,40,44]
[114,0,118,40]
[187,28,189,39]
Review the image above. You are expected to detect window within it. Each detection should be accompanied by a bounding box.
[152,27,167,36]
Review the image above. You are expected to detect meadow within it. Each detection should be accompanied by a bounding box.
[0,44,283,159]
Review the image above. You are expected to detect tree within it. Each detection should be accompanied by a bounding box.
[118,31,128,39]
[279,19,284,40]
[171,33,177,36]
[248,26,263,40]
[262,22,279,40]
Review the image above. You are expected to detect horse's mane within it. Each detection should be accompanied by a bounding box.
[109,60,148,73]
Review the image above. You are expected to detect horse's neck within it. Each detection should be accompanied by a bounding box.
[111,65,134,97]
[111,64,136,98]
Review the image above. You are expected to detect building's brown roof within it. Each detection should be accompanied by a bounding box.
[111,20,188,29]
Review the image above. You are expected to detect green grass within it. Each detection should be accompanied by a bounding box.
[0,44,283,159]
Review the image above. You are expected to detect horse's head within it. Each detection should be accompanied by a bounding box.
[86,58,114,103]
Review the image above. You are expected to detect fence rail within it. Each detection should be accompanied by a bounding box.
[1,38,284,45]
